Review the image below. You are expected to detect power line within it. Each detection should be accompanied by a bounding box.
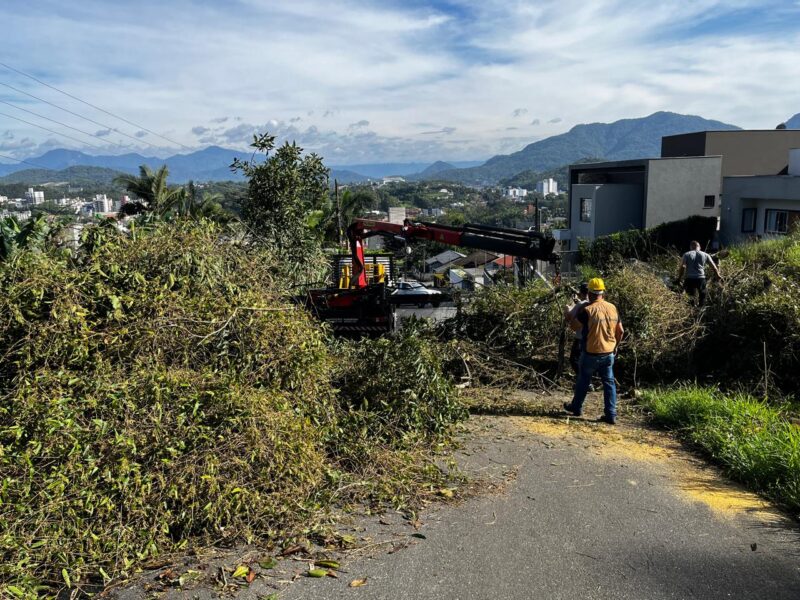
[0,62,191,150]
[0,152,51,170]
[0,98,133,150]
[0,110,105,149]
[0,80,160,148]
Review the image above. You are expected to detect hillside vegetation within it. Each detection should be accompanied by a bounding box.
[0,221,463,598]
[426,112,740,184]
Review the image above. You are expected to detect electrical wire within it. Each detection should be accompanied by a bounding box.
[0,81,160,148]
[0,99,133,150]
[0,62,191,150]
[0,110,104,149]
[0,152,50,170]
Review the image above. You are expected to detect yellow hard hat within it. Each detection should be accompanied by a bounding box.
[588,277,606,292]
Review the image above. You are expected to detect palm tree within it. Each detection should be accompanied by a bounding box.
[114,165,184,214]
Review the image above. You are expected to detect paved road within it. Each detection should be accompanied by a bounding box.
[283,411,800,600]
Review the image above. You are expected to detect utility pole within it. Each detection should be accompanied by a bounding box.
[334,179,343,248]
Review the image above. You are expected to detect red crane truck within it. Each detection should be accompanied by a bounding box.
[306,219,557,335]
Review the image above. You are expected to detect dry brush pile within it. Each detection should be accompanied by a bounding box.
[0,221,463,598]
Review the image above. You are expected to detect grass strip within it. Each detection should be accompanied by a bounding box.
[641,386,800,514]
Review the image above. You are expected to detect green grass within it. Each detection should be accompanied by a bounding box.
[641,387,800,514]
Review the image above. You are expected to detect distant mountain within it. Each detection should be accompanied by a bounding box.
[0,148,480,184]
[0,165,124,186]
[426,112,741,185]
[330,169,370,184]
[786,113,800,129]
[328,161,483,179]
[417,161,457,178]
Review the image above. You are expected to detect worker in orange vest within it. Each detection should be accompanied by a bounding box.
[563,278,624,424]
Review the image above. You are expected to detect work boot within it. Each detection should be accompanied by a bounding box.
[596,414,616,425]
[563,402,581,417]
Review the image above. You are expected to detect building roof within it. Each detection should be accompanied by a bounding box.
[569,156,723,170]
[453,250,500,268]
[425,249,465,266]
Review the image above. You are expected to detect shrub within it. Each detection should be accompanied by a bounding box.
[580,216,717,269]
[333,324,465,442]
[603,263,701,381]
[0,220,463,597]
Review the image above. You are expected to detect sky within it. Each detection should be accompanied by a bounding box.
[1,0,799,165]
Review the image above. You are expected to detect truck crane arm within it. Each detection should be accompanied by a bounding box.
[347,218,557,289]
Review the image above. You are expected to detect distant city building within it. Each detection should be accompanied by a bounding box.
[505,187,528,199]
[24,187,45,205]
[93,194,112,213]
[536,178,559,195]
[382,176,405,185]
[388,206,406,225]
[0,195,8,205]
[421,207,445,217]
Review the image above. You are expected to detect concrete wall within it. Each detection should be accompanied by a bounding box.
[594,184,644,237]
[568,183,643,250]
[569,184,598,250]
[663,131,800,176]
[720,176,800,245]
[645,157,722,228]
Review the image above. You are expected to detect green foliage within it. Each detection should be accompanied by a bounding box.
[114,164,186,215]
[579,216,718,268]
[642,387,800,513]
[603,263,700,381]
[234,133,329,258]
[457,283,562,363]
[0,215,51,262]
[0,220,463,597]
[333,325,465,441]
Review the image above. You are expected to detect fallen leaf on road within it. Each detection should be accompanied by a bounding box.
[232,565,250,579]
[437,488,454,498]
[411,533,426,539]
[307,568,328,578]
[350,578,368,587]
[280,544,305,556]
[247,568,256,584]
[259,557,278,569]
[315,560,340,570]
[326,570,339,578]
[751,543,758,551]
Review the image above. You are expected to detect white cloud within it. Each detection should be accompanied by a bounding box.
[0,0,798,161]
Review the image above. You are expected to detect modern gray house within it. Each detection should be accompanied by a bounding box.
[719,149,800,245]
[564,157,722,251]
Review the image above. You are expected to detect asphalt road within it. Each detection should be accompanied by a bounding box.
[282,411,800,600]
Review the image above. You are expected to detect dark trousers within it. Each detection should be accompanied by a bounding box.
[684,278,707,306]
[569,338,581,374]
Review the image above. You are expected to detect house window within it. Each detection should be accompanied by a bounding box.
[579,198,592,222]
[704,195,715,209]
[741,208,756,233]
[765,209,788,234]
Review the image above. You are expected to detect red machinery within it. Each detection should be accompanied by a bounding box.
[306,219,557,335]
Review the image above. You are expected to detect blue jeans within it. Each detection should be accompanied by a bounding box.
[571,352,617,418]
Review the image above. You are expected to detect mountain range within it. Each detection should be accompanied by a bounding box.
[2,112,798,187]
[423,111,745,184]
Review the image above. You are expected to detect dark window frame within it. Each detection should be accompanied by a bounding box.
[765,209,789,234]
[741,208,756,233]
[704,195,715,209]
[579,197,592,222]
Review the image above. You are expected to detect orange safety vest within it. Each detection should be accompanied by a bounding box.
[580,298,620,355]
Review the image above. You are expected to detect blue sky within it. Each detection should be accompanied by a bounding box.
[1,0,799,164]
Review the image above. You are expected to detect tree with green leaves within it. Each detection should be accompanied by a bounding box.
[0,215,51,261]
[114,165,185,215]
[233,133,329,258]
